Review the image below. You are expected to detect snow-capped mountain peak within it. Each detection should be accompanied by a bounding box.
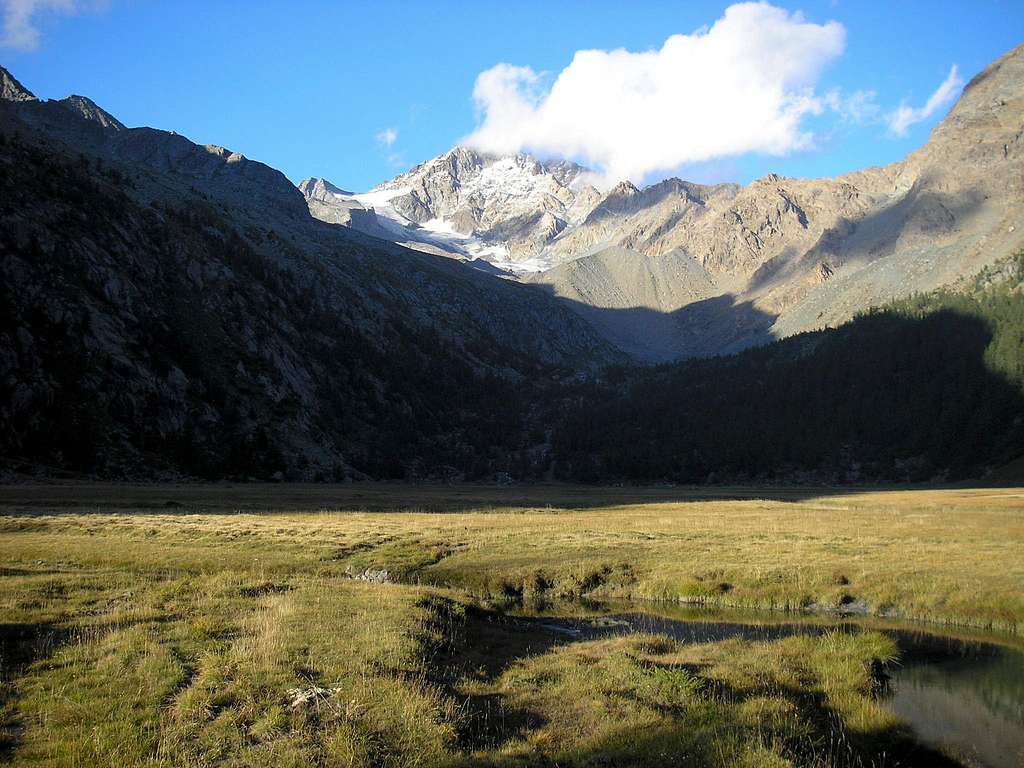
[300,146,602,271]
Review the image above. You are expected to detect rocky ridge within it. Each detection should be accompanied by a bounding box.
[552,45,1024,359]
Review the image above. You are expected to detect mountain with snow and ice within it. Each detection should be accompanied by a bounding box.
[300,147,604,271]
[304,44,1024,361]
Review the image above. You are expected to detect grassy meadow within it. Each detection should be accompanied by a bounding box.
[0,483,1021,767]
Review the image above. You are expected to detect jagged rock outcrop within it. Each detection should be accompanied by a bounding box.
[544,178,741,265]
[297,176,382,232]
[298,177,353,198]
[0,68,35,102]
[60,95,126,131]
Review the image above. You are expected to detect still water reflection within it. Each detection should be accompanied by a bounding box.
[518,602,1024,767]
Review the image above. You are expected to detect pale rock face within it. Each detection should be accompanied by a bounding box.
[1,68,36,102]
[297,177,380,231]
[60,96,126,131]
[297,177,353,199]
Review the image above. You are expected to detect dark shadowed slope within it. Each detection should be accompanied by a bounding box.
[0,67,619,481]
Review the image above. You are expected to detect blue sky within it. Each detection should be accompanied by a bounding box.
[2,1,1021,190]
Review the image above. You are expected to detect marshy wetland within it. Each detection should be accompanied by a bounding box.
[0,483,1022,767]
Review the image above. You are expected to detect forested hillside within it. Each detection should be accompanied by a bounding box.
[554,253,1024,484]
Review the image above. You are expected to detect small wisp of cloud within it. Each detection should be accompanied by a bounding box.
[824,88,881,125]
[374,127,404,168]
[887,65,964,137]
[0,0,103,52]
[375,127,398,148]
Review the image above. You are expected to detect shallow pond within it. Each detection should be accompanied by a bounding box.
[516,602,1024,768]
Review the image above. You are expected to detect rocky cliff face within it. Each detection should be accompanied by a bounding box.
[0,68,34,102]
[0,67,619,480]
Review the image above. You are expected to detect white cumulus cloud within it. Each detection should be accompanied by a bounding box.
[376,127,398,148]
[887,65,964,137]
[464,2,846,185]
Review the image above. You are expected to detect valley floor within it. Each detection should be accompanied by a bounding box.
[0,483,1021,766]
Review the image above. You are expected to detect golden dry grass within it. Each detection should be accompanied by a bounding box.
[2,483,1021,630]
[0,483,1020,767]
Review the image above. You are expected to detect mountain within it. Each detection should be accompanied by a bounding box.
[300,146,602,271]
[316,45,1024,362]
[1,45,1022,484]
[540,44,1024,359]
[0,67,619,480]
